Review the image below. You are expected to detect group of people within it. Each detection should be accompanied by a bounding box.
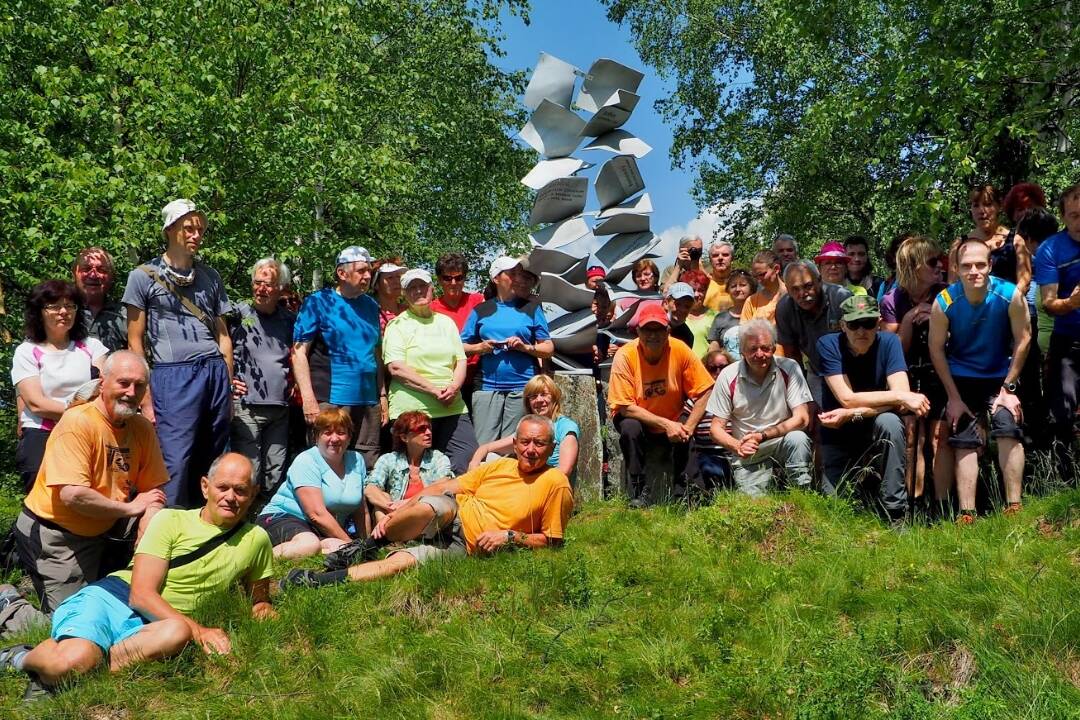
[3,179,1080,699]
[603,181,1080,528]
[0,199,576,699]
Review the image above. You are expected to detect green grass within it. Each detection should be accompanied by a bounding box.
[2,489,1080,719]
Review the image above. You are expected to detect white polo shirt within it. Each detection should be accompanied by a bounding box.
[706,356,812,439]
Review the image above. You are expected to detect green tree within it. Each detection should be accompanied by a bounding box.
[603,0,1080,252]
[0,0,533,304]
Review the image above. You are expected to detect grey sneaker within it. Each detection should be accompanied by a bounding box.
[0,584,20,613]
[0,643,31,671]
[279,568,317,591]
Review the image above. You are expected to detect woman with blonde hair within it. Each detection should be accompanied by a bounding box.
[879,236,952,512]
[468,374,579,478]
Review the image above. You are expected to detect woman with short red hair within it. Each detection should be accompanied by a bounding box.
[364,410,452,526]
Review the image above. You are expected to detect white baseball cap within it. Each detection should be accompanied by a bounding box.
[336,246,373,266]
[665,282,695,301]
[489,256,520,280]
[375,262,406,277]
[160,199,207,238]
[401,268,432,287]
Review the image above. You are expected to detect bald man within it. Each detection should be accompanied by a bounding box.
[0,452,275,699]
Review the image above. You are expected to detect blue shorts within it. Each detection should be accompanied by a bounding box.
[50,578,147,653]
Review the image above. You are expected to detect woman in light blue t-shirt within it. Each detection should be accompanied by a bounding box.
[468,374,579,479]
[257,408,366,559]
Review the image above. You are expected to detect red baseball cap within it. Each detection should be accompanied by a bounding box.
[586,266,607,280]
[633,301,670,329]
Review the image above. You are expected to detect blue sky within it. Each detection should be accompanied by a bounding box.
[492,1,712,252]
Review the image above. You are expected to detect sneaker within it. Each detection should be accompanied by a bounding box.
[0,643,31,671]
[22,672,52,703]
[324,538,381,571]
[1003,502,1023,516]
[0,584,21,613]
[956,512,976,526]
[278,568,317,591]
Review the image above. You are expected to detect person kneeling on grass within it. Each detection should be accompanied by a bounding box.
[0,452,275,700]
[283,415,574,588]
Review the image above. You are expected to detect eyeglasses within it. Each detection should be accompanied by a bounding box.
[846,318,878,331]
[44,303,77,314]
[252,280,275,288]
[439,274,465,283]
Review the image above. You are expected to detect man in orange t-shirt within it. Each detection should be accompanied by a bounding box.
[608,303,715,507]
[15,351,168,612]
[282,414,573,589]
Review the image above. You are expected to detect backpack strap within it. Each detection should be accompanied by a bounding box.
[167,522,245,570]
[139,264,218,338]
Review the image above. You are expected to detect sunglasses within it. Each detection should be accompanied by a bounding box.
[926,257,942,269]
[439,274,465,282]
[846,317,878,331]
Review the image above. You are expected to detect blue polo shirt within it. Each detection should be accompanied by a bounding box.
[1034,230,1080,339]
[461,298,551,391]
[294,288,380,406]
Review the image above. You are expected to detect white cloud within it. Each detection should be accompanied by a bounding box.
[652,200,752,268]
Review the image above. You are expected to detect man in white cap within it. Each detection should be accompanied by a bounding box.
[461,257,553,445]
[123,199,233,507]
[292,246,384,469]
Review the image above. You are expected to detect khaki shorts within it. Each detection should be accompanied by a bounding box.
[393,494,466,565]
[14,509,105,613]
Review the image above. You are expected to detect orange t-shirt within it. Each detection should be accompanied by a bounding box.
[607,338,715,422]
[24,402,169,537]
[454,457,573,553]
[739,291,784,323]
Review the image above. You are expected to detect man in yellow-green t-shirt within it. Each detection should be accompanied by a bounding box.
[1,453,275,697]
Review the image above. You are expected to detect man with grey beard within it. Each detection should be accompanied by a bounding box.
[14,351,168,612]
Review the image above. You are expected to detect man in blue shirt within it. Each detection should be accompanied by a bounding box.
[816,295,929,525]
[1034,183,1080,484]
[930,237,1031,522]
[292,246,384,469]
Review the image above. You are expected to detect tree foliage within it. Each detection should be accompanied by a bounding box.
[603,0,1080,252]
[0,0,533,309]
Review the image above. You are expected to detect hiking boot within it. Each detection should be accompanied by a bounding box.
[22,672,52,704]
[279,568,318,591]
[627,480,651,509]
[887,512,909,533]
[323,537,382,571]
[1003,502,1023,516]
[956,511,976,526]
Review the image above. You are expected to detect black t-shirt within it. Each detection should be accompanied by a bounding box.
[669,322,695,350]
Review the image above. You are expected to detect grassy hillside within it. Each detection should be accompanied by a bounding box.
[2,489,1079,719]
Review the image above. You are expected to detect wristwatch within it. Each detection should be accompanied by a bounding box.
[1002,381,1019,394]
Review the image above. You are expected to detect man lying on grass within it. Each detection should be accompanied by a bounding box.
[282,414,573,588]
[0,453,275,700]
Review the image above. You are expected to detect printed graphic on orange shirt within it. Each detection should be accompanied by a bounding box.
[644,379,667,399]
